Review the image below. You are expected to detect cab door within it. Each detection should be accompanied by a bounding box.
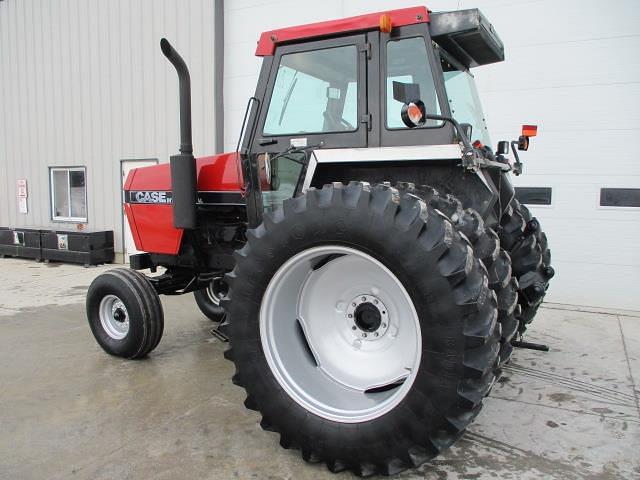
[246,34,369,225]
[375,24,454,147]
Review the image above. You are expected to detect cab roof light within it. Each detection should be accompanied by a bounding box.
[379,14,392,33]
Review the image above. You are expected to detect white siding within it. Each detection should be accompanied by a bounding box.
[1,0,638,310]
[224,0,640,310]
[0,0,218,252]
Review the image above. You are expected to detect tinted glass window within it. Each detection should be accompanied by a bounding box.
[386,37,441,129]
[441,54,492,147]
[264,45,358,135]
[260,152,305,213]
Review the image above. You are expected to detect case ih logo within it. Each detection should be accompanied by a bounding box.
[128,190,172,204]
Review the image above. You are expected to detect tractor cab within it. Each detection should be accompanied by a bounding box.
[241,7,505,224]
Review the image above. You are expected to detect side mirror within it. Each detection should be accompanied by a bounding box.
[400,100,426,128]
[497,140,509,155]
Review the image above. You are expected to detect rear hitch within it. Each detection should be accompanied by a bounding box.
[511,339,549,352]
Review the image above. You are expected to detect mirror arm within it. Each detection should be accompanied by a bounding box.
[510,140,523,176]
[423,113,477,169]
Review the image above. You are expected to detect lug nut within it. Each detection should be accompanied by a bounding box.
[348,314,353,318]
[361,296,366,302]
[382,323,386,328]
[352,326,356,330]
[374,332,379,337]
[362,333,367,338]
[373,299,378,304]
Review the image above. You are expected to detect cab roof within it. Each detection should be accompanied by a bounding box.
[255,6,429,56]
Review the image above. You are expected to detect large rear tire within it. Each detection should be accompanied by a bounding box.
[397,183,519,367]
[499,198,554,333]
[223,182,500,476]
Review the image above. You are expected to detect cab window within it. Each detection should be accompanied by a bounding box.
[386,37,441,129]
[441,53,492,147]
[264,45,358,135]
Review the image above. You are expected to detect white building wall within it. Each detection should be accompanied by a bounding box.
[1,0,638,309]
[224,0,640,310]
[0,0,218,253]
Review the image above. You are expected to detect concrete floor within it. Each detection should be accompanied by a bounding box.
[0,258,639,480]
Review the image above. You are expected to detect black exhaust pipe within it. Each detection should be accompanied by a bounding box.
[160,38,197,229]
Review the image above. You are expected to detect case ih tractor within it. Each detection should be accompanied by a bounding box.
[86,6,553,476]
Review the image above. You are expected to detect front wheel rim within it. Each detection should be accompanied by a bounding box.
[260,245,422,423]
[99,294,129,340]
[206,277,226,305]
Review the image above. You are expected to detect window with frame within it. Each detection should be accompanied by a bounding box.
[50,167,87,221]
[386,37,442,129]
[263,45,359,136]
[441,52,492,147]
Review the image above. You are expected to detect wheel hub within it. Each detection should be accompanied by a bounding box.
[347,294,389,340]
[99,295,130,340]
[113,308,126,322]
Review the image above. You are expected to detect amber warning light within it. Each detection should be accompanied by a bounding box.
[379,14,392,33]
[522,125,538,137]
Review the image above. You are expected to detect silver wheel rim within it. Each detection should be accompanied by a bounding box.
[99,294,129,340]
[260,245,422,423]
[206,277,224,305]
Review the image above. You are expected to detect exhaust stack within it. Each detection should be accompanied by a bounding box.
[160,38,197,229]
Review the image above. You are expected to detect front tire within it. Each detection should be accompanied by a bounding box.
[223,183,500,476]
[194,276,227,322]
[86,268,164,359]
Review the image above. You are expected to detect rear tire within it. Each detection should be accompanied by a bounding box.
[194,276,227,322]
[499,198,554,333]
[397,183,519,367]
[86,268,164,359]
[223,182,500,476]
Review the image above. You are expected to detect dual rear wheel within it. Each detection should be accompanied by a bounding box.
[223,182,501,475]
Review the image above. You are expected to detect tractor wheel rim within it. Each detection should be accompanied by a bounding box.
[260,245,421,423]
[99,294,129,340]
[206,277,225,305]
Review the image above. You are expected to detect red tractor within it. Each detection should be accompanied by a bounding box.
[86,6,553,476]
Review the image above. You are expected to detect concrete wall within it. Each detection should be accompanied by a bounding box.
[223,0,640,310]
[0,0,218,252]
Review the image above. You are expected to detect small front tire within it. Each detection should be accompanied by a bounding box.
[86,268,164,359]
[194,276,227,322]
